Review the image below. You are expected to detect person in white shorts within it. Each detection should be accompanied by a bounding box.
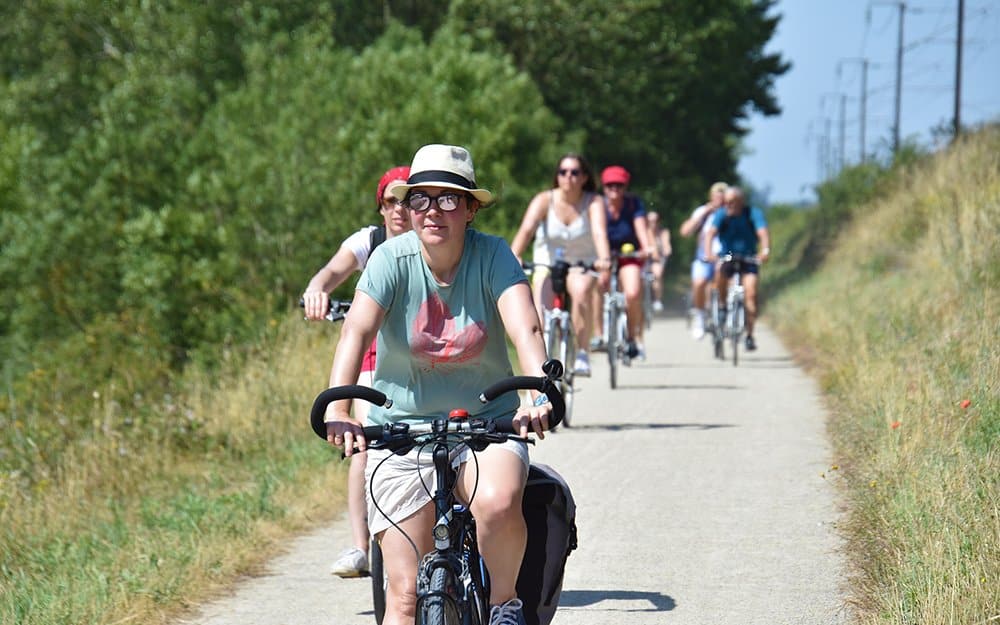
[679,181,726,339]
[302,165,411,578]
[323,144,556,625]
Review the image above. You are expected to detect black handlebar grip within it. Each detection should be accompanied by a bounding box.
[479,375,565,432]
[310,385,391,439]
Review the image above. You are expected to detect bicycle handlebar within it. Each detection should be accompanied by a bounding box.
[309,360,566,440]
[298,297,352,322]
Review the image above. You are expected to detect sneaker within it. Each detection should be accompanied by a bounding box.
[691,311,705,340]
[626,340,640,360]
[745,335,757,351]
[652,300,664,313]
[489,598,526,625]
[330,547,368,578]
[636,342,646,361]
[589,336,607,352]
[573,350,591,377]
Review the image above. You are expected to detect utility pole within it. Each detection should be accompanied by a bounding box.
[838,57,872,163]
[954,0,964,138]
[839,93,847,171]
[870,1,906,153]
[893,2,905,153]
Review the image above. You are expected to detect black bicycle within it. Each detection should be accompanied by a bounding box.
[310,361,566,625]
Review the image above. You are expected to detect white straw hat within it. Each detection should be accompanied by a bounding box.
[389,144,493,205]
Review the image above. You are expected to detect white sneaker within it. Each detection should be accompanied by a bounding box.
[330,547,368,578]
[691,312,706,340]
[573,351,591,377]
[636,343,646,361]
[652,300,664,313]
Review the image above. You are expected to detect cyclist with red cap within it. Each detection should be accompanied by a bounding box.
[302,165,411,578]
[599,165,655,360]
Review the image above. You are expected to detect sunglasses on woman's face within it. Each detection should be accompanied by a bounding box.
[405,191,467,213]
[558,168,582,177]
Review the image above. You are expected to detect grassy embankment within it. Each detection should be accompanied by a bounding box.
[1,320,346,625]
[765,126,999,623]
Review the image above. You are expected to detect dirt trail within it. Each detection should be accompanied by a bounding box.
[178,311,849,625]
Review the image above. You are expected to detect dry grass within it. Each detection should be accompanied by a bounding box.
[0,317,348,625]
[769,127,1000,623]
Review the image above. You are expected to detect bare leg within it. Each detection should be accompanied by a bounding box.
[378,504,435,625]
[619,264,644,342]
[457,447,529,605]
[743,273,760,336]
[567,270,595,351]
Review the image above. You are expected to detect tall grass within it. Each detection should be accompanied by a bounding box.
[0,318,347,625]
[767,126,1000,623]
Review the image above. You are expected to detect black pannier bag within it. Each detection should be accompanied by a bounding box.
[517,462,578,625]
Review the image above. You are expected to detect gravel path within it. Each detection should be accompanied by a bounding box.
[177,311,850,625]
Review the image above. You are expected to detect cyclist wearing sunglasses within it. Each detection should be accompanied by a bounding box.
[302,166,412,579]
[323,144,554,625]
[509,153,611,376]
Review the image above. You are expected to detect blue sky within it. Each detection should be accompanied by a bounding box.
[738,0,1000,204]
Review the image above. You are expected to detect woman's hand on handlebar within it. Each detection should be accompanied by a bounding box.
[512,399,551,440]
[324,406,367,455]
[302,289,330,321]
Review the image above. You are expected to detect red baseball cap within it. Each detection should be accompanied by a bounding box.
[601,165,630,186]
[376,166,411,210]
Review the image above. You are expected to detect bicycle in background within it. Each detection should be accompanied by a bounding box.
[310,362,566,625]
[717,253,759,367]
[522,257,596,428]
[601,244,644,389]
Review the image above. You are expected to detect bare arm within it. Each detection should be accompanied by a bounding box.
[587,194,612,270]
[509,192,548,262]
[703,225,719,261]
[757,227,771,263]
[324,290,385,454]
[497,281,551,438]
[302,246,362,320]
[633,215,653,257]
[660,228,672,257]
[680,206,710,238]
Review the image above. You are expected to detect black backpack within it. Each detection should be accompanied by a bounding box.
[517,463,578,625]
[369,224,387,253]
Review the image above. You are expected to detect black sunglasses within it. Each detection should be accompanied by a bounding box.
[558,168,582,177]
[405,191,468,213]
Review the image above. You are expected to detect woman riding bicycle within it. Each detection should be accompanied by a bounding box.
[509,153,611,377]
[599,165,655,359]
[323,144,554,625]
[302,165,412,578]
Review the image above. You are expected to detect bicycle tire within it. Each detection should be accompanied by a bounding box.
[606,303,618,390]
[731,302,742,367]
[421,566,461,625]
[559,318,574,427]
[371,538,386,625]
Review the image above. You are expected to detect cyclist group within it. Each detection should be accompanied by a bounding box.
[301,143,768,625]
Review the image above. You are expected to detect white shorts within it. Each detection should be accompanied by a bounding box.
[364,438,530,535]
[691,259,715,282]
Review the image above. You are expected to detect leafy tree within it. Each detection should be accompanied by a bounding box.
[448,0,789,217]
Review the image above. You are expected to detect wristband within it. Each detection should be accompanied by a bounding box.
[761,247,770,254]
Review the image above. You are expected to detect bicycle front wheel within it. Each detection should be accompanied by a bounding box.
[731,302,743,367]
[559,319,574,427]
[421,566,461,625]
[606,304,619,390]
[371,538,386,625]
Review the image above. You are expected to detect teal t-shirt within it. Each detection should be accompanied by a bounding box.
[357,229,528,425]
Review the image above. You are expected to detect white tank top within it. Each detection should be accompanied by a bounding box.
[532,190,598,265]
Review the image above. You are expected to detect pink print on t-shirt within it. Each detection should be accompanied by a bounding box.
[410,292,487,367]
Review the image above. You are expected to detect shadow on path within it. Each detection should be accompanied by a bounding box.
[559,589,677,612]
[613,383,743,391]
[565,422,734,432]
